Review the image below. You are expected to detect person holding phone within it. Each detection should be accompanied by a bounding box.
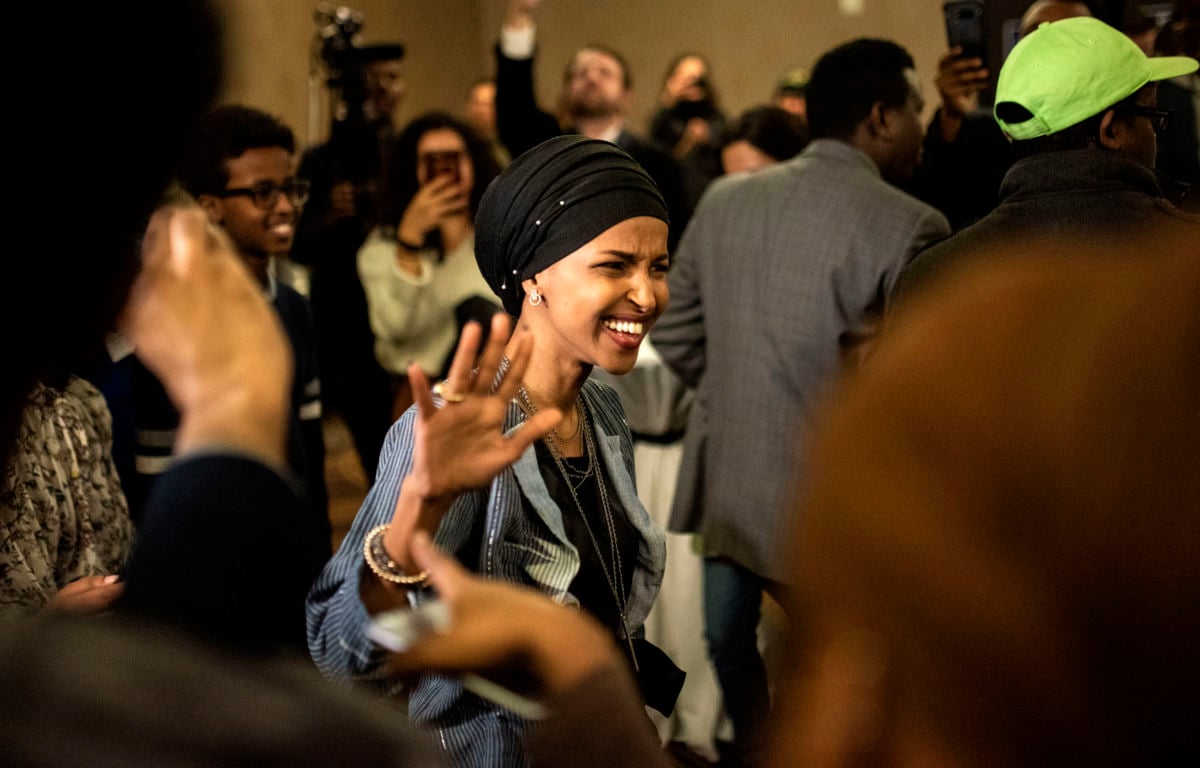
[357,112,503,417]
[911,0,1093,230]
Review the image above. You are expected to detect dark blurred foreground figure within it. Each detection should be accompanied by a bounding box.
[1,1,219,463]
[769,228,1200,766]
[0,4,214,621]
[0,616,436,768]
[4,0,328,656]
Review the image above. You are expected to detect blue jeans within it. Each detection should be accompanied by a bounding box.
[703,557,770,766]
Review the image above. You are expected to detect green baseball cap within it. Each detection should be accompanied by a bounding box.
[994,16,1198,140]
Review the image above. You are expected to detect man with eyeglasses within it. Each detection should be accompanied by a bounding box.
[130,105,332,578]
[895,17,1200,302]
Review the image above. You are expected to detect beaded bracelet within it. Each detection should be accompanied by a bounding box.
[363,524,429,587]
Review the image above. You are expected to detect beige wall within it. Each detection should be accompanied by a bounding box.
[212,1,951,150]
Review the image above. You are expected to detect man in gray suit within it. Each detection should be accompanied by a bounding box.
[651,38,950,766]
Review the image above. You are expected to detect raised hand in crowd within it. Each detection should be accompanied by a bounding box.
[504,0,542,28]
[934,46,989,142]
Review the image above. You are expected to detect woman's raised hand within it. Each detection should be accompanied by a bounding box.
[404,313,561,506]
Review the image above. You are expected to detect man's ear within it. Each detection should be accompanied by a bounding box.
[195,194,223,225]
[867,100,889,139]
[1098,109,1125,151]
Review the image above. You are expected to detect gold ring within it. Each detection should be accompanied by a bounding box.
[432,381,466,403]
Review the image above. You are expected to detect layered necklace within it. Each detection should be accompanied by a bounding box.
[514,380,639,671]
[517,385,591,491]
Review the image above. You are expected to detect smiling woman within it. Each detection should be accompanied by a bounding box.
[307,135,681,767]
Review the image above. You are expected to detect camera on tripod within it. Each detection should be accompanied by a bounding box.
[313,4,405,128]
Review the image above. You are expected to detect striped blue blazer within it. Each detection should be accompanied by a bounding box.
[306,378,666,767]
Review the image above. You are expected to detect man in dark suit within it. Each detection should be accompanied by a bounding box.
[652,38,950,766]
[494,0,689,249]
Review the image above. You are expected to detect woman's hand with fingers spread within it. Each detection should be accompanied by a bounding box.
[406,313,560,504]
[381,313,561,572]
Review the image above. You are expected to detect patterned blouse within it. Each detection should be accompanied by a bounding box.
[0,377,133,618]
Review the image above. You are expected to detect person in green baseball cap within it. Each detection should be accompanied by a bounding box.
[893,16,1200,305]
[993,15,1197,168]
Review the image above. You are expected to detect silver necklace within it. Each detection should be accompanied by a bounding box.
[516,384,583,447]
[515,385,638,670]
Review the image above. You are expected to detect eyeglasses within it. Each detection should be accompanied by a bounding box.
[218,179,311,210]
[1115,106,1172,133]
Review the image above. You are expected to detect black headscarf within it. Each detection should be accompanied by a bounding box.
[474,135,669,316]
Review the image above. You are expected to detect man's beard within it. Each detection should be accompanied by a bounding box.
[569,91,621,121]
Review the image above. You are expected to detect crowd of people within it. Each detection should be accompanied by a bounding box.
[3,0,1200,767]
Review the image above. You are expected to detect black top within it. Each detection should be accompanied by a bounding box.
[533,439,638,638]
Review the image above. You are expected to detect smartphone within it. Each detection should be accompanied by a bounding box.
[944,0,987,67]
[422,151,461,184]
[367,601,450,652]
[368,602,548,720]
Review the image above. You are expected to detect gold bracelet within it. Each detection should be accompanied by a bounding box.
[363,524,429,587]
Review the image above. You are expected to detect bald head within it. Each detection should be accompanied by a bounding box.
[1020,0,1092,36]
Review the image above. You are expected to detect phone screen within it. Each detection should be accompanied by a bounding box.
[944,1,987,65]
[422,151,462,184]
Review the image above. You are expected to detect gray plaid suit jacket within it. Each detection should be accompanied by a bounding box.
[652,139,950,582]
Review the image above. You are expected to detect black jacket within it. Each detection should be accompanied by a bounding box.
[896,149,1200,301]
